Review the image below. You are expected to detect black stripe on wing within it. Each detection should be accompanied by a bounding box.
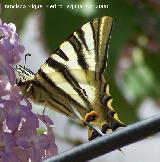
[73,16,113,74]
[67,34,89,70]
[76,28,89,51]
[45,57,92,110]
[56,49,69,61]
[33,79,75,116]
[38,69,88,112]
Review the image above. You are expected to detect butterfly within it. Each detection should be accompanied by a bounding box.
[15,16,125,140]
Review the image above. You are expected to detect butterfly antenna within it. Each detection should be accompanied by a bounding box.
[24,53,31,67]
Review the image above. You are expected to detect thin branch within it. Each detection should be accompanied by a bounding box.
[44,114,160,162]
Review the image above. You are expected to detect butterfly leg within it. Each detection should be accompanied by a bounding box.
[26,83,33,92]
[42,100,47,116]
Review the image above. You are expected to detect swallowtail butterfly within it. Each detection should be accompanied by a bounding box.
[15,16,124,140]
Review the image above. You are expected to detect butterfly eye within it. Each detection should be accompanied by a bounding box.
[16,79,25,86]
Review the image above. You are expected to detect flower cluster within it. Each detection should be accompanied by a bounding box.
[0,21,57,162]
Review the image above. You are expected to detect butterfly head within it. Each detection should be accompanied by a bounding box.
[15,65,35,92]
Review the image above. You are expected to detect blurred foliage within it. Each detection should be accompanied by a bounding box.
[1,0,160,126]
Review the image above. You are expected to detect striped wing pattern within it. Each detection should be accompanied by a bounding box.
[15,65,35,81]
[35,16,113,118]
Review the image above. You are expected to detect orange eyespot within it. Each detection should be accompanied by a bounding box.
[85,111,98,122]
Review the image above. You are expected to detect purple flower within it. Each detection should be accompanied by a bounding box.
[0,132,19,162]
[0,22,24,65]
[0,108,5,131]
[38,114,54,126]
[22,110,39,130]
[46,126,58,156]
[0,19,58,161]
[17,129,50,162]
[0,21,24,99]
[38,115,58,156]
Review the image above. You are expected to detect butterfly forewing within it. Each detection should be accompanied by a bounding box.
[16,16,124,140]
